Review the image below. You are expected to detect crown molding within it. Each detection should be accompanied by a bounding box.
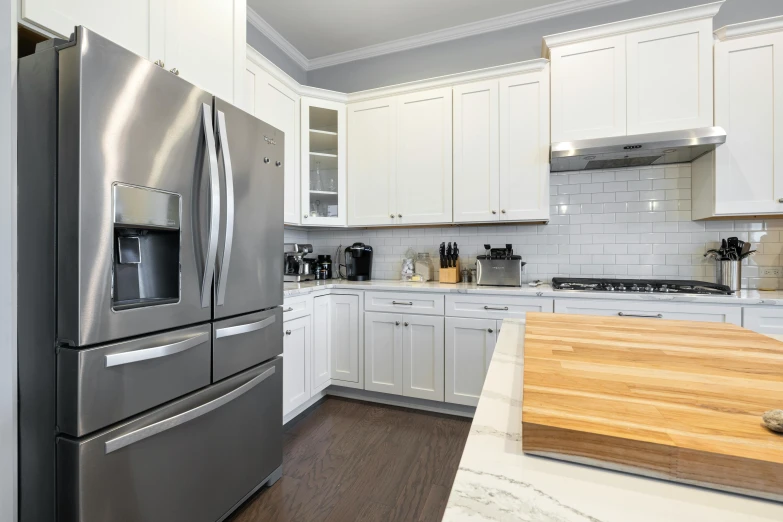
[346,59,549,103]
[714,15,783,41]
[247,7,309,71]
[542,0,724,54]
[249,0,630,72]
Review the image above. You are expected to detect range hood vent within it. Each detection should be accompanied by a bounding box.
[550,127,726,172]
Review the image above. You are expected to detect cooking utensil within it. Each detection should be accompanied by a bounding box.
[741,241,752,258]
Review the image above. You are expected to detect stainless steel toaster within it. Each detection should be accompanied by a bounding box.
[476,245,526,286]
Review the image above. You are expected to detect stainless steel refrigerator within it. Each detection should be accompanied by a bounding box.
[18,27,284,522]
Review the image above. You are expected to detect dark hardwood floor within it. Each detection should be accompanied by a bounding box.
[227,397,471,522]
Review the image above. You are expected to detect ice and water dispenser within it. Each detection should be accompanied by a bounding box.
[112,184,181,310]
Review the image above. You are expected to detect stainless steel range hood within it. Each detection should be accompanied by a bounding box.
[550,127,726,172]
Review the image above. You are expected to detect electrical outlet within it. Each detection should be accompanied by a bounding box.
[760,267,782,277]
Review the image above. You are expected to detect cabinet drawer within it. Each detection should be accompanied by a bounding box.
[57,359,282,522]
[743,307,783,335]
[365,292,445,315]
[554,298,742,325]
[283,295,312,321]
[58,324,211,437]
[213,308,283,382]
[446,295,554,320]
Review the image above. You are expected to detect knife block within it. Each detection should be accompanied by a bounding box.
[439,260,461,283]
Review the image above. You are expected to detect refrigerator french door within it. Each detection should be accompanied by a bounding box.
[18,27,284,522]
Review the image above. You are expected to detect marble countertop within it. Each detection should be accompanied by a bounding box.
[283,279,783,305]
[442,319,783,522]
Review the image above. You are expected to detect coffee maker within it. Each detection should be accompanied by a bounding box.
[344,243,373,281]
[284,243,315,282]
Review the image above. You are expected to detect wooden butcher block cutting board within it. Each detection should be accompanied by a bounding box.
[521,312,783,501]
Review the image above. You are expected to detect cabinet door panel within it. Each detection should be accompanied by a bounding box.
[396,88,453,224]
[714,32,783,215]
[554,299,742,325]
[551,35,626,142]
[445,318,496,406]
[312,297,331,392]
[283,316,311,417]
[22,0,152,58]
[453,81,499,223]
[402,315,444,401]
[499,71,550,222]
[161,0,243,103]
[627,20,713,134]
[348,98,398,226]
[364,312,402,395]
[330,295,360,383]
[246,62,300,224]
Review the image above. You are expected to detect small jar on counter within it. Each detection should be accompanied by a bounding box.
[414,253,434,282]
[316,255,332,280]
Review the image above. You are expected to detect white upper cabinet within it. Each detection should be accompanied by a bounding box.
[347,98,398,226]
[158,0,245,103]
[550,35,627,142]
[396,88,453,225]
[301,98,347,226]
[499,69,550,222]
[245,57,301,224]
[21,0,153,58]
[545,2,723,142]
[693,18,783,219]
[453,80,499,223]
[22,0,245,104]
[626,19,714,134]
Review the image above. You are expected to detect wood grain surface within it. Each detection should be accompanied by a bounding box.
[521,312,783,501]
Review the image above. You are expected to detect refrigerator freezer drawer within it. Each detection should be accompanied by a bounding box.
[213,307,283,382]
[57,324,211,437]
[57,357,283,522]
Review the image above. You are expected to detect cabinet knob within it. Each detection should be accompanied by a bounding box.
[404,322,409,327]
[491,210,497,214]
[285,330,291,335]
[263,157,270,164]
[169,67,179,76]
[303,214,308,219]
[398,214,402,218]
[276,161,282,167]
[778,198,783,203]
[390,214,395,218]
[488,328,493,333]
[395,321,400,326]
[501,209,506,214]
[154,59,164,68]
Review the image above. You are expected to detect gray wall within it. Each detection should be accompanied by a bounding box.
[246,21,308,85]
[306,0,783,92]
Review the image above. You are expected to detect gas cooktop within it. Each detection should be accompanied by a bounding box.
[551,277,733,295]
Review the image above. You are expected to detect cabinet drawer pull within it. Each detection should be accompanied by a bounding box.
[105,332,208,368]
[392,301,414,306]
[618,312,663,319]
[215,316,275,339]
[283,307,294,312]
[484,306,509,311]
[105,366,275,454]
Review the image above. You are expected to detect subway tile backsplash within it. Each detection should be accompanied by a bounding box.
[289,164,783,289]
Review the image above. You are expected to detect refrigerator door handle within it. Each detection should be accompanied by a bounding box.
[104,332,209,368]
[201,103,221,309]
[215,315,275,339]
[215,110,235,307]
[104,365,276,454]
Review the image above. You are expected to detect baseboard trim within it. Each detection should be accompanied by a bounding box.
[283,390,328,425]
[326,387,476,418]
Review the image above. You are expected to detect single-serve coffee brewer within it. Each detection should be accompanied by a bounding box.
[344,243,373,281]
[284,243,315,282]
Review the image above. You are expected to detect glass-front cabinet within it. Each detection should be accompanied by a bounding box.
[301,97,347,226]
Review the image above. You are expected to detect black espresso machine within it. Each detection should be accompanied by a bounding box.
[344,242,373,281]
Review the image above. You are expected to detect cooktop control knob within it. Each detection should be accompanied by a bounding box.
[645,284,653,292]
[617,284,626,291]
[606,284,615,291]
[631,284,639,292]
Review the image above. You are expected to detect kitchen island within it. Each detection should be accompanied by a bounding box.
[442,319,783,522]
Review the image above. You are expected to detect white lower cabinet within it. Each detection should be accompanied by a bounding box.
[402,315,445,401]
[330,294,361,385]
[283,315,311,418]
[311,297,331,393]
[554,299,742,325]
[742,307,783,336]
[364,312,403,395]
[445,318,498,407]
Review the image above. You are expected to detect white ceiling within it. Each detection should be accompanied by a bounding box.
[248,0,567,59]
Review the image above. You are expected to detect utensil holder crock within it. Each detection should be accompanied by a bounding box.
[715,259,741,292]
